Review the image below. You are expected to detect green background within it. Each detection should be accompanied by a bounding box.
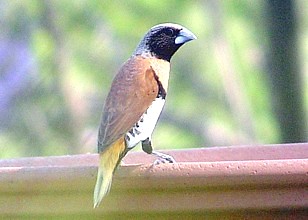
[0,0,307,158]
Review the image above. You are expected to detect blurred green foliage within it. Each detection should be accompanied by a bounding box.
[0,0,307,158]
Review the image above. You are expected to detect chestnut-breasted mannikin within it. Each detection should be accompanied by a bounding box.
[94,23,196,208]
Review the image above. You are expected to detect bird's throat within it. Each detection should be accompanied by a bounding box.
[149,58,170,92]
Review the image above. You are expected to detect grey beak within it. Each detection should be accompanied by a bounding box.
[175,28,197,45]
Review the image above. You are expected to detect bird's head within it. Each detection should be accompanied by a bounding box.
[134,23,197,61]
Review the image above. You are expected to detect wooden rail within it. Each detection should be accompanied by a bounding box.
[0,143,307,219]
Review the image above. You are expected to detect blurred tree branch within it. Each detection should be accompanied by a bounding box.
[207,0,257,141]
[41,0,88,153]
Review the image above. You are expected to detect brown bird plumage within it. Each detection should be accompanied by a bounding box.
[98,57,159,150]
[94,23,196,208]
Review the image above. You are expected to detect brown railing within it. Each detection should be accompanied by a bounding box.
[0,143,307,219]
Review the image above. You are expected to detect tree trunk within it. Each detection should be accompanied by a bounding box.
[266,0,307,143]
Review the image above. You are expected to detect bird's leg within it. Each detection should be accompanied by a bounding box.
[142,138,153,154]
[142,138,176,164]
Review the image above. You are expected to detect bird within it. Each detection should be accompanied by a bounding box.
[93,23,196,208]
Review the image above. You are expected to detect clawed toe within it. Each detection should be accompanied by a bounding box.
[151,151,176,165]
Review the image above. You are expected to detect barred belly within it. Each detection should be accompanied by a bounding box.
[125,97,165,149]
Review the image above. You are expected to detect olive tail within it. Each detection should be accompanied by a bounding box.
[93,137,125,208]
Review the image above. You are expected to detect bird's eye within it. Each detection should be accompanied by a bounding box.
[164,28,174,37]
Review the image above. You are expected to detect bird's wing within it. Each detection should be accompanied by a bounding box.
[97,56,159,153]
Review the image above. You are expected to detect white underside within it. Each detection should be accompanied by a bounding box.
[125,98,165,149]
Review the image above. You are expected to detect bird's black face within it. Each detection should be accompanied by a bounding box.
[147,27,182,61]
[134,23,196,61]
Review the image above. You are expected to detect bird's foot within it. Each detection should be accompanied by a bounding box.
[151,151,176,165]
